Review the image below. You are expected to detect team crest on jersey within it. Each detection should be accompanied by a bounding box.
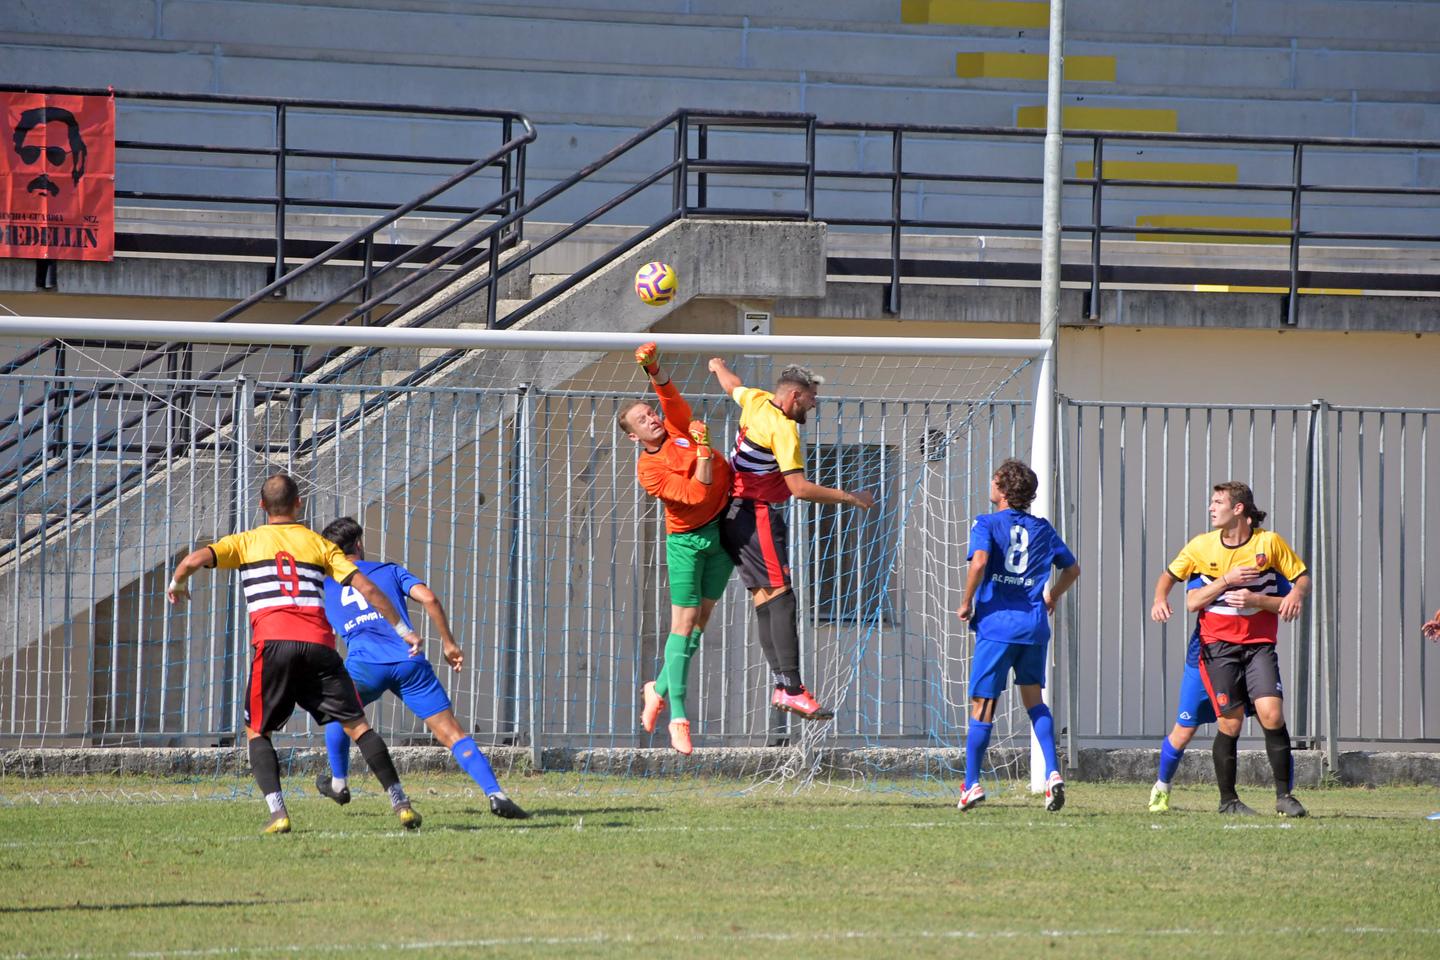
[673,437,691,447]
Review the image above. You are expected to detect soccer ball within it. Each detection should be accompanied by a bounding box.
[634,261,677,306]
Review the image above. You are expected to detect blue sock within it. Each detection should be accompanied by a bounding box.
[324,721,351,780]
[450,736,502,796]
[964,721,994,790]
[1158,736,1186,785]
[1027,703,1060,779]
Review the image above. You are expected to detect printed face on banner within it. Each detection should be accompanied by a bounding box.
[1,93,115,261]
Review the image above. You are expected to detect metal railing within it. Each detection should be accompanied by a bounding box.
[1055,398,1440,764]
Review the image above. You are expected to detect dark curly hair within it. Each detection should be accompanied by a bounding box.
[993,458,1038,513]
[321,516,364,555]
[1213,481,1267,526]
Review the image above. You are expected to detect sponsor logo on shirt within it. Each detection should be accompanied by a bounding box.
[674,437,691,447]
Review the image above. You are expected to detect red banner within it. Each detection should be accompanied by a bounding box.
[0,92,115,261]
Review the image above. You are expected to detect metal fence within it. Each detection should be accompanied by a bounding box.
[1056,399,1440,761]
[3,374,1437,762]
[0,361,1031,753]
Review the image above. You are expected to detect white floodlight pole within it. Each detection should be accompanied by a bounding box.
[1029,0,1066,795]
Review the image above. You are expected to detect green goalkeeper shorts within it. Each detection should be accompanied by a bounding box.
[665,519,735,608]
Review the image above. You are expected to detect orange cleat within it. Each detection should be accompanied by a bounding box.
[668,719,693,755]
[771,685,835,721]
[641,680,666,733]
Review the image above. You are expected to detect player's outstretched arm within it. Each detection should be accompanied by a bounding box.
[410,583,463,672]
[956,549,988,622]
[166,546,215,604]
[783,472,876,509]
[708,357,743,396]
[1151,571,1180,622]
[352,572,421,656]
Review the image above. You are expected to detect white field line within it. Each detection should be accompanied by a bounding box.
[5,925,1440,959]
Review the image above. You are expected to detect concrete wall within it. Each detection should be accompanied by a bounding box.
[2,0,1438,245]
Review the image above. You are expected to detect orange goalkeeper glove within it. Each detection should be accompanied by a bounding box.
[635,342,660,376]
[689,419,710,452]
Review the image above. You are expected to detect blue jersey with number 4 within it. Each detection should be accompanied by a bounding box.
[323,560,423,664]
[968,508,1075,646]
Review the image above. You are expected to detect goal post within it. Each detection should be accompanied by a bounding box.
[0,316,1057,796]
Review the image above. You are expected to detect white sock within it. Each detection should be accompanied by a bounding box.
[331,777,348,793]
[1156,779,1171,792]
[265,791,286,814]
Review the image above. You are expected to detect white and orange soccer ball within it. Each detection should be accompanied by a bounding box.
[634,261,677,306]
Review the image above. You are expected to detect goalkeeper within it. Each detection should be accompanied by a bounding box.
[617,343,735,754]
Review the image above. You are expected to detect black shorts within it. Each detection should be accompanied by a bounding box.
[721,498,791,590]
[245,639,366,734]
[1198,641,1284,715]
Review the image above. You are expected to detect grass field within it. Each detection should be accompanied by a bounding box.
[2,775,1438,959]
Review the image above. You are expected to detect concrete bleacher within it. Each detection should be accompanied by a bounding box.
[2,0,1438,248]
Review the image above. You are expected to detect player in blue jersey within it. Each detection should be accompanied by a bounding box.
[316,517,528,819]
[955,458,1081,813]
[1140,617,1226,813]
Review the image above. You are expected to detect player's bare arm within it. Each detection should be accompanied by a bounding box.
[352,572,421,656]
[1275,572,1311,622]
[1044,563,1082,614]
[956,548,988,621]
[166,546,216,603]
[708,356,742,395]
[410,582,462,672]
[1185,565,1259,612]
[783,471,876,509]
[1151,571,1180,622]
[1423,609,1440,641]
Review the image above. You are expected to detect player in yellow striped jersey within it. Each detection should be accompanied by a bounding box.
[166,473,423,834]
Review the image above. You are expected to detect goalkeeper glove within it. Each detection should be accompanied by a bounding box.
[689,419,710,450]
[634,342,660,376]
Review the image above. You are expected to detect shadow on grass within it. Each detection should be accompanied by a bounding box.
[1,897,305,914]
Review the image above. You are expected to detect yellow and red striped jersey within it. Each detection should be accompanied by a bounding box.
[1167,528,1307,646]
[727,386,804,503]
[208,522,358,647]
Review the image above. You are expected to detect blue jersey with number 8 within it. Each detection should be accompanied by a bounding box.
[323,560,424,664]
[967,508,1076,646]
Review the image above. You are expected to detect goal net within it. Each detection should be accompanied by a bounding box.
[0,318,1052,801]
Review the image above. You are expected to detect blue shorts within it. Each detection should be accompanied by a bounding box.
[970,637,1048,700]
[345,658,452,720]
[1174,662,1220,728]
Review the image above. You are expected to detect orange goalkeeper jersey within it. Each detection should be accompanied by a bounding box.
[636,380,732,533]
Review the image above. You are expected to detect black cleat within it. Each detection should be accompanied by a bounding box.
[1219,798,1259,816]
[489,792,530,820]
[315,774,351,806]
[1275,794,1309,818]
